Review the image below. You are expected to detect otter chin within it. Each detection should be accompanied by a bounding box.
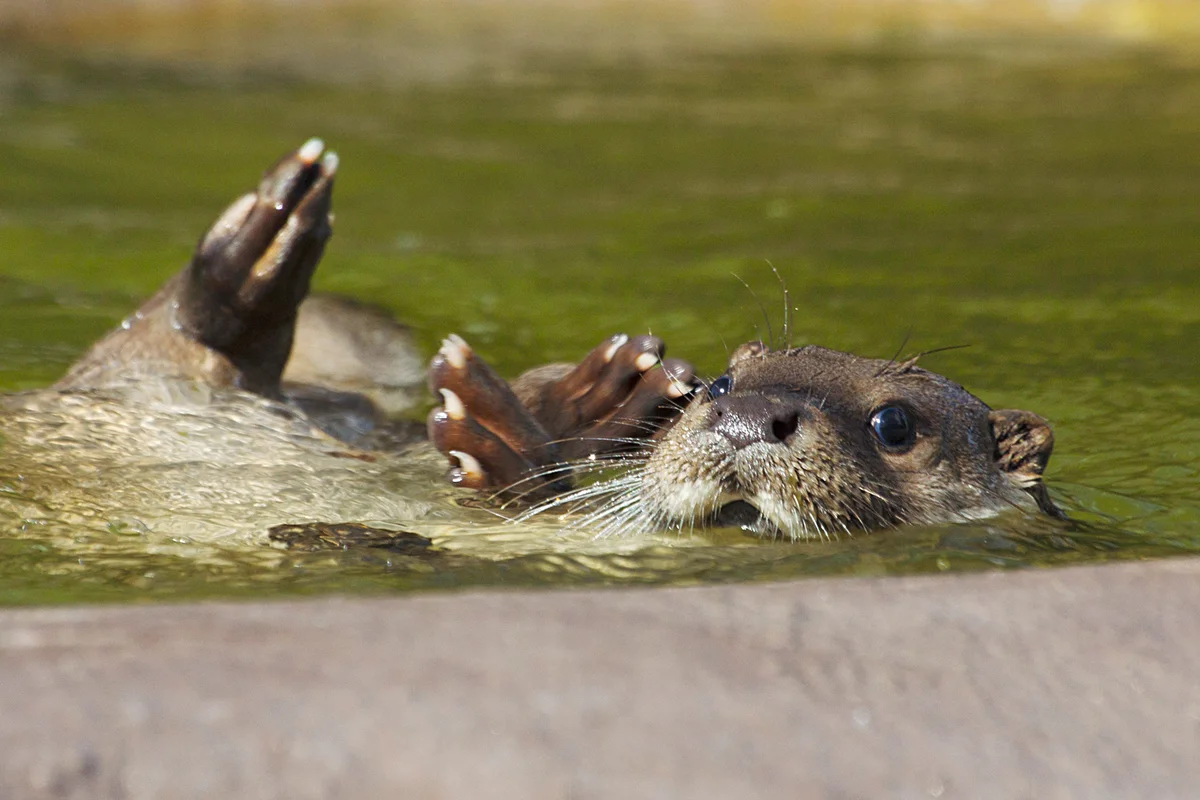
[592,340,1062,540]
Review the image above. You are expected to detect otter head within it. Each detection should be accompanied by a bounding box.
[628,341,1060,540]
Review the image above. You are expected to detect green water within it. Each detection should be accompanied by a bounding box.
[1,42,1199,604]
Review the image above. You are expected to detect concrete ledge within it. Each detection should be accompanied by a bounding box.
[2,558,1198,798]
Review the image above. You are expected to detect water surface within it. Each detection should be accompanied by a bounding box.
[1,43,1198,604]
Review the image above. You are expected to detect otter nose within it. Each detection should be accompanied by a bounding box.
[710,394,801,449]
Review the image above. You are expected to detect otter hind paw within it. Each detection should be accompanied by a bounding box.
[178,138,338,393]
[53,139,339,395]
[427,333,698,503]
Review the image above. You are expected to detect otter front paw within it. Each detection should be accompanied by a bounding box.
[177,138,337,394]
[427,334,563,497]
[512,333,697,461]
[427,333,697,501]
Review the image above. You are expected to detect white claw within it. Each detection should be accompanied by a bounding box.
[439,388,466,421]
[439,334,471,369]
[634,352,659,372]
[298,137,325,164]
[666,375,692,399]
[449,450,484,479]
[603,333,629,362]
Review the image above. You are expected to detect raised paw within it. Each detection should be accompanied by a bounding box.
[427,332,699,502]
[177,138,337,395]
[54,139,338,395]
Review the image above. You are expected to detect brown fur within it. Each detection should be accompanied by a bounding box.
[631,343,1059,538]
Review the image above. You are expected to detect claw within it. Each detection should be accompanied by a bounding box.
[662,359,698,399]
[439,388,467,420]
[602,334,628,362]
[439,334,471,370]
[449,450,485,481]
[634,351,659,372]
[298,137,325,164]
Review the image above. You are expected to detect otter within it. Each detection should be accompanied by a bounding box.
[427,335,1061,540]
[3,140,1060,546]
[0,139,692,549]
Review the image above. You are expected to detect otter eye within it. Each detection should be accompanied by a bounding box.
[707,375,733,400]
[870,406,913,449]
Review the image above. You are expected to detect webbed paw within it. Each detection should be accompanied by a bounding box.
[178,138,337,395]
[427,333,697,500]
[514,333,697,460]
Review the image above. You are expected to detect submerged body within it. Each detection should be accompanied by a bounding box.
[0,140,1061,549]
[0,378,442,546]
[0,141,444,549]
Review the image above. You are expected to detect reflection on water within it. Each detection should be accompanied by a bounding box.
[1,39,1199,604]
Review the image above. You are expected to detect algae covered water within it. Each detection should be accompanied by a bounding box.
[1,40,1198,604]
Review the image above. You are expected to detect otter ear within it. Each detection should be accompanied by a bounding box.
[728,340,768,368]
[989,409,1054,485]
[989,409,1065,518]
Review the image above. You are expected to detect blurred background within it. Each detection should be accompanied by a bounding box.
[5,0,1200,66]
[2,0,1200,601]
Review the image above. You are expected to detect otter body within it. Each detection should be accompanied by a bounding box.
[1,141,1061,547]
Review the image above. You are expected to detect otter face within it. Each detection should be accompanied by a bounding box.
[600,342,1059,540]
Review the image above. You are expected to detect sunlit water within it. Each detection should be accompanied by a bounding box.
[1,42,1199,604]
